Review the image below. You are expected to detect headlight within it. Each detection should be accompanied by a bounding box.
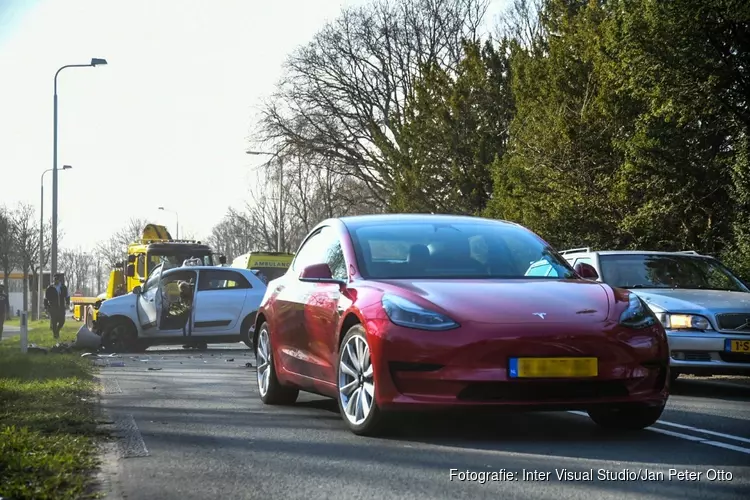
[381,294,459,331]
[620,293,657,329]
[654,313,712,331]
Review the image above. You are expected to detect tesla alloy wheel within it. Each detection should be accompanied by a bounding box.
[337,325,386,436]
[256,322,298,405]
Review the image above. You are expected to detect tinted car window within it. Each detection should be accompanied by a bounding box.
[319,227,347,280]
[198,270,251,291]
[350,221,575,280]
[599,254,749,291]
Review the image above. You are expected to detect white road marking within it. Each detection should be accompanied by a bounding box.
[648,427,711,442]
[653,419,750,445]
[568,410,750,455]
[115,414,150,458]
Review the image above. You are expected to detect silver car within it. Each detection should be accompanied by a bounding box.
[558,249,750,381]
[93,264,266,352]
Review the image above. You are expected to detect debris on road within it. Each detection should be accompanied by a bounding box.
[27,344,49,354]
[245,362,253,368]
[148,367,162,371]
[226,358,235,362]
[75,324,102,350]
[50,342,75,353]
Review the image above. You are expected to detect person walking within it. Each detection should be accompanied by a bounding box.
[0,283,9,341]
[44,274,70,339]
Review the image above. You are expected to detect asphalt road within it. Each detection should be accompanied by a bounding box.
[97,344,750,500]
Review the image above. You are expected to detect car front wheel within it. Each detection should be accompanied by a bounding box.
[337,325,387,436]
[587,403,665,430]
[102,319,143,353]
[255,322,298,405]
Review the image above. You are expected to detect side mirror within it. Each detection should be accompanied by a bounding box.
[132,285,142,295]
[575,262,599,280]
[126,264,135,277]
[127,254,136,264]
[219,255,227,265]
[299,263,346,286]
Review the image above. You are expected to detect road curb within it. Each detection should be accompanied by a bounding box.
[91,373,126,500]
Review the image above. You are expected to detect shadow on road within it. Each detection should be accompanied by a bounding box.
[670,377,750,400]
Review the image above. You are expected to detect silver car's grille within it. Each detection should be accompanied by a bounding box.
[716,313,750,332]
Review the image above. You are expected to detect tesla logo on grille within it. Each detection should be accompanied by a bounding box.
[533,312,546,319]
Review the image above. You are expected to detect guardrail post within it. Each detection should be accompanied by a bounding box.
[20,311,28,353]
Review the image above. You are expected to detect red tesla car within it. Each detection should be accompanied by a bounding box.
[252,215,669,435]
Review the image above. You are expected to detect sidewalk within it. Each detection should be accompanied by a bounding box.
[1,324,21,340]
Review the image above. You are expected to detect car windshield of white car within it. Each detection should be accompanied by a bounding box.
[350,221,575,280]
[598,254,749,292]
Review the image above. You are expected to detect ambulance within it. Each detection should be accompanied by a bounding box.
[231,251,294,284]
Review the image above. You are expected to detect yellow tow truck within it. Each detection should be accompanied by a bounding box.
[231,251,294,283]
[72,224,218,328]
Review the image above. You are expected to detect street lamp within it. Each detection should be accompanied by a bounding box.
[158,207,179,239]
[51,57,107,282]
[39,165,72,320]
[246,149,285,252]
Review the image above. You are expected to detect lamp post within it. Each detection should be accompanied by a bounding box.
[39,165,72,320]
[246,149,285,252]
[51,58,107,282]
[158,207,179,239]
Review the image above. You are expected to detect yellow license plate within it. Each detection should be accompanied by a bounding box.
[727,339,750,353]
[509,357,598,378]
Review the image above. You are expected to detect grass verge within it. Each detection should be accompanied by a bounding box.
[1,318,101,500]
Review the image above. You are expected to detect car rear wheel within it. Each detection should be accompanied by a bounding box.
[337,325,387,436]
[587,403,665,430]
[256,322,298,405]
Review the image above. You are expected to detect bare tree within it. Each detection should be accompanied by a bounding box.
[495,0,545,50]
[218,152,384,257]
[0,206,15,289]
[59,248,94,295]
[96,217,150,267]
[10,203,40,315]
[206,209,259,262]
[257,0,490,204]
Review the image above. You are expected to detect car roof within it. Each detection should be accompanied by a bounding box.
[163,265,255,273]
[338,213,520,229]
[562,250,710,257]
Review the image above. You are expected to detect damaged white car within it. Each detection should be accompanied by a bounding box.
[92,263,266,352]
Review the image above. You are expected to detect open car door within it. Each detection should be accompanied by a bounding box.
[136,263,164,330]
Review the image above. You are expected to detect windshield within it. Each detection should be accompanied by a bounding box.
[599,254,749,292]
[147,253,213,274]
[350,221,575,280]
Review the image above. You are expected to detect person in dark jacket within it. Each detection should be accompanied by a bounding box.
[0,283,9,341]
[44,274,70,339]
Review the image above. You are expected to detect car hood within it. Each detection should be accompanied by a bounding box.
[375,279,611,324]
[632,289,750,315]
[100,294,135,311]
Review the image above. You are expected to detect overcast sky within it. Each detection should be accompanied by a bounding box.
[0,0,507,253]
